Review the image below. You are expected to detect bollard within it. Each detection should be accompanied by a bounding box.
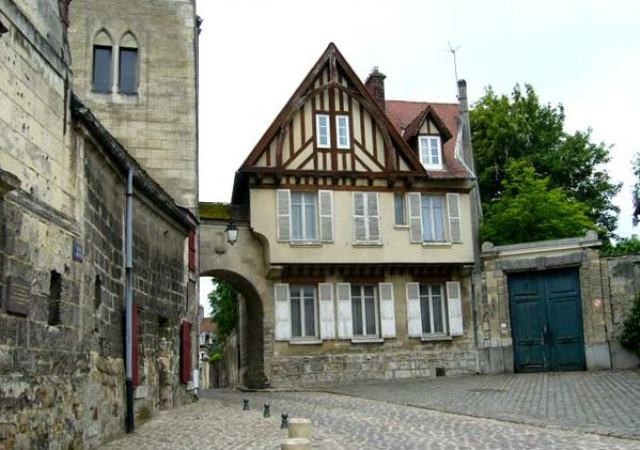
[263,403,271,418]
[243,399,249,411]
[280,413,289,429]
[280,437,311,450]
[288,418,312,440]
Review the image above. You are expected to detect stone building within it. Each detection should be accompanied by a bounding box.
[0,0,200,448]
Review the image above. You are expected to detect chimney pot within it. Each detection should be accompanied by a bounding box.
[365,67,386,110]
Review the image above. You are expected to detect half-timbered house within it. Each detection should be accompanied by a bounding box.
[228,43,481,385]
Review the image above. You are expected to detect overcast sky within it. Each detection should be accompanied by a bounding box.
[197,0,640,314]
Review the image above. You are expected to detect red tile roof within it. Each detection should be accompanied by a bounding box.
[386,100,470,179]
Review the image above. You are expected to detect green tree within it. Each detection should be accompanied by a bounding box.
[620,291,640,359]
[480,161,595,245]
[600,235,640,257]
[471,84,620,239]
[208,279,238,341]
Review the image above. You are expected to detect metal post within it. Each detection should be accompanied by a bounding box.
[125,169,134,433]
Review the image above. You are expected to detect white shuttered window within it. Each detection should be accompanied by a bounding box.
[353,192,381,244]
[406,192,463,244]
[406,281,465,339]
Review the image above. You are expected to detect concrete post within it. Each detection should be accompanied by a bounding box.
[281,438,311,450]
[288,418,312,440]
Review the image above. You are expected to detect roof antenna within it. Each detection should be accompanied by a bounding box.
[444,41,461,85]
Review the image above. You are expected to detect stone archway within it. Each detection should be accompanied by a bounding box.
[201,269,268,388]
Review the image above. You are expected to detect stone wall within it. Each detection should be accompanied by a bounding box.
[601,255,640,369]
[67,0,199,210]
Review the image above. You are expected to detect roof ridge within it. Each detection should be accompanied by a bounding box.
[387,99,458,107]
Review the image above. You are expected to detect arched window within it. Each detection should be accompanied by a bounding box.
[119,32,139,95]
[92,30,113,93]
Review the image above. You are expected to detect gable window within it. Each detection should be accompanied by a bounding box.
[394,193,407,226]
[407,192,462,244]
[351,285,378,337]
[420,284,447,335]
[421,195,446,242]
[336,115,350,149]
[419,136,442,169]
[406,281,463,339]
[316,114,330,148]
[291,191,318,242]
[290,285,318,338]
[353,192,381,244]
[93,45,113,93]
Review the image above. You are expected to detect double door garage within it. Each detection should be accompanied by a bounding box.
[508,268,586,372]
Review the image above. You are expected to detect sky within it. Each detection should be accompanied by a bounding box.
[196,0,640,314]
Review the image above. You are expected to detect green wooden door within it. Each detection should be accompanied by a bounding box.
[508,268,585,372]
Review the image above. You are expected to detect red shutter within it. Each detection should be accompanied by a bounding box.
[188,230,196,272]
[180,321,192,384]
[132,305,140,387]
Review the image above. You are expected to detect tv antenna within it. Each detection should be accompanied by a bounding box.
[445,41,461,83]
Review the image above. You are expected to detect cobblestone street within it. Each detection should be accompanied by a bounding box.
[101,371,640,450]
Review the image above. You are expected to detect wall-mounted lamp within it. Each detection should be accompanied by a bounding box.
[225,222,238,245]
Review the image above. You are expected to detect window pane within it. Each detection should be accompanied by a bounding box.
[421,296,431,334]
[317,115,329,147]
[432,196,445,241]
[394,193,406,225]
[291,202,303,240]
[337,116,349,148]
[291,290,302,337]
[421,196,433,241]
[304,294,315,337]
[93,46,112,93]
[304,193,317,240]
[432,290,444,333]
[419,137,429,165]
[352,297,363,336]
[365,297,376,335]
[119,47,138,94]
[430,138,440,164]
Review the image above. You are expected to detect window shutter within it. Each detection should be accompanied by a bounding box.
[446,281,464,336]
[408,193,422,243]
[367,193,381,243]
[353,193,366,243]
[180,321,192,384]
[276,189,291,242]
[446,193,462,243]
[318,283,336,339]
[336,282,353,339]
[318,190,334,243]
[274,283,291,341]
[378,282,396,338]
[132,305,140,387]
[406,282,422,337]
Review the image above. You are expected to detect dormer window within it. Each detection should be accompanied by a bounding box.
[419,136,442,170]
[316,114,330,148]
[336,115,350,149]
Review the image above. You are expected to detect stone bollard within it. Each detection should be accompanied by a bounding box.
[280,437,311,450]
[288,418,312,440]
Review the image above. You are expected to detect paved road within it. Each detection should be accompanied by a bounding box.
[101,372,640,450]
[325,370,640,440]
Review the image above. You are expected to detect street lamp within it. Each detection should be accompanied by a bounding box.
[225,222,238,245]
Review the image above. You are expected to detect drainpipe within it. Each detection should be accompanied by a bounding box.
[124,169,134,432]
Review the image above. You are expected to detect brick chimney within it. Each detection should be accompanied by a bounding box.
[365,66,386,110]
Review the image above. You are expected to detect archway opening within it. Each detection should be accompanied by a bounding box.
[199,269,267,389]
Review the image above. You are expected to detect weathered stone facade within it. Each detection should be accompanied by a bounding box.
[68,0,199,210]
[0,0,200,448]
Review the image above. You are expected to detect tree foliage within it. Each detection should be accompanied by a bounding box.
[208,279,238,342]
[620,290,640,358]
[600,235,640,257]
[480,161,595,245]
[471,84,620,239]
[633,153,640,226]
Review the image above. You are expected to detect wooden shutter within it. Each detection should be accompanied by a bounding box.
[406,282,422,337]
[446,281,464,336]
[276,189,291,242]
[336,282,353,339]
[353,192,366,243]
[180,321,192,384]
[188,230,196,272]
[378,282,396,338]
[318,190,334,243]
[408,193,422,243]
[318,283,336,339]
[367,193,381,243]
[132,305,140,387]
[274,283,291,341]
[446,193,462,243]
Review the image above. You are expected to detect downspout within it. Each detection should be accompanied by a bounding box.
[457,80,483,373]
[124,169,134,432]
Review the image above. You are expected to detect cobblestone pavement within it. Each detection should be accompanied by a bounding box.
[101,377,640,449]
[324,370,640,440]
